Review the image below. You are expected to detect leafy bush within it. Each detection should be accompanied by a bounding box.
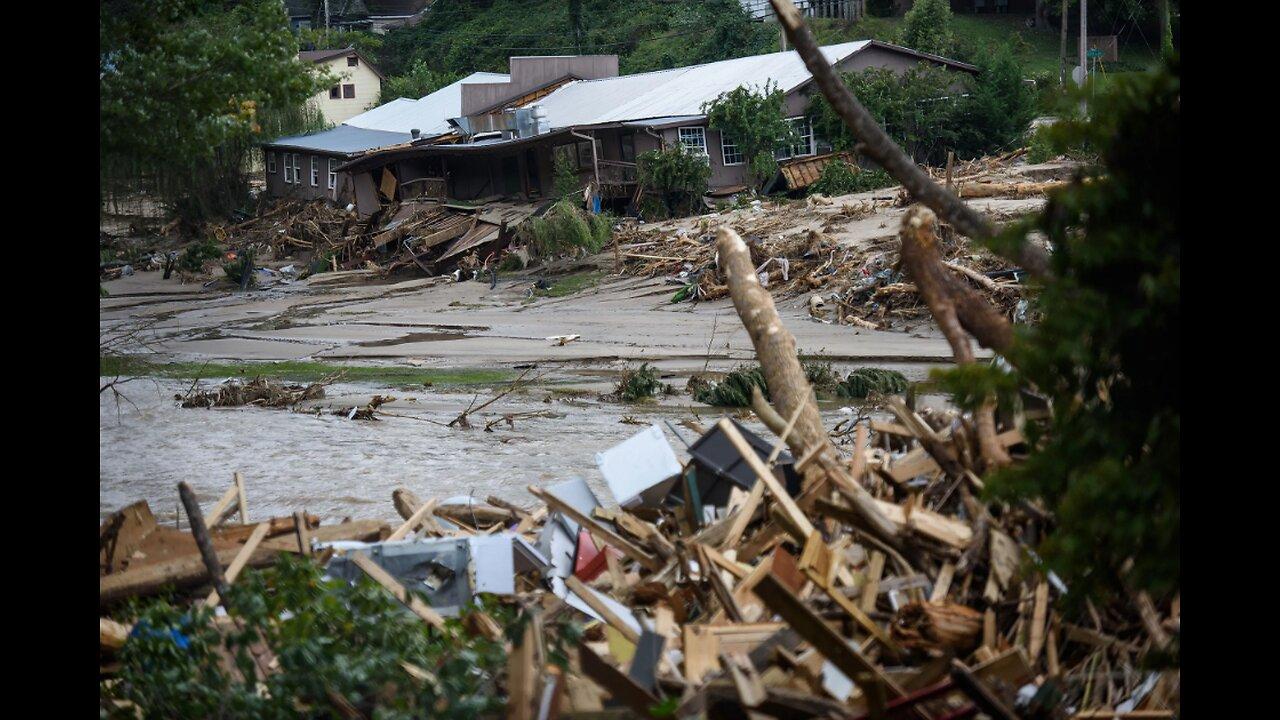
[934,57,1181,603]
[178,238,221,274]
[809,160,896,196]
[637,145,711,217]
[703,81,798,188]
[553,151,582,200]
[836,368,908,399]
[379,60,460,104]
[102,554,530,718]
[222,247,255,287]
[900,0,954,56]
[810,44,1035,165]
[616,362,666,401]
[521,200,612,258]
[693,362,840,406]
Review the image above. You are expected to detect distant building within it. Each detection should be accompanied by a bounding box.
[264,42,976,214]
[300,48,384,126]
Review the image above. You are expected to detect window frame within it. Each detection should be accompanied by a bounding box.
[347,55,359,67]
[267,152,277,174]
[720,132,744,166]
[329,85,341,99]
[328,158,337,190]
[292,154,302,185]
[677,126,709,159]
[282,153,292,183]
[310,156,319,187]
[342,83,355,99]
[775,116,814,161]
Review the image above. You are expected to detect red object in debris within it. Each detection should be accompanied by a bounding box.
[573,528,619,582]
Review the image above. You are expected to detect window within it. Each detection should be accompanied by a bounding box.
[282,153,292,183]
[720,133,744,166]
[328,159,337,190]
[347,55,359,67]
[329,85,341,99]
[574,139,594,169]
[267,152,276,174]
[775,117,814,160]
[342,84,355,99]
[310,156,319,187]
[677,127,708,157]
[292,154,302,185]
[619,133,635,163]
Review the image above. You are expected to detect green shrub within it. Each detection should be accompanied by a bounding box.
[553,150,581,199]
[1026,127,1056,163]
[222,247,255,286]
[636,145,711,217]
[836,368,908,399]
[809,160,896,196]
[616,362,665,401]
[693,362,839,406]
[178,238,220,274]
[102,554,539,718]
[521,200,612,258]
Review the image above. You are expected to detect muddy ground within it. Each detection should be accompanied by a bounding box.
[101,181,1049,524]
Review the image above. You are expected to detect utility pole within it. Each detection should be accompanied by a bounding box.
[1078,0,1087,86]
[1059,0,1068,86]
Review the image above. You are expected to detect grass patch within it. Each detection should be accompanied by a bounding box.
[534,271,605,299]
[99,356,513,387]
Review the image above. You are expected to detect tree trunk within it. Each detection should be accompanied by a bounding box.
[716,226,902,547]
[1060,0,1069,86]
[892,601,983,653]
[897,207,1013,469]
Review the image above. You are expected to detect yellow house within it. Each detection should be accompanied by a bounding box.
[299,48,384,126]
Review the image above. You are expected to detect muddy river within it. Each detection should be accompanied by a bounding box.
[100,378,876,525]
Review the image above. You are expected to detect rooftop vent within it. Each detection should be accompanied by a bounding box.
[410,128,421,139]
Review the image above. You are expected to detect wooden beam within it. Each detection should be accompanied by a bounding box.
[389,498,438,541]
[716,418,815,538]
[577,643,662,719]
[207,481,240,528]
[234,472,249,524]
[751,573,917,711]
[294,511,312,556]
[565,575,638,644]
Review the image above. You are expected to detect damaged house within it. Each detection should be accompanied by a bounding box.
[262,41,976,217]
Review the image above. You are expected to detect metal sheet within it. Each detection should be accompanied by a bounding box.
[596,424,682,508]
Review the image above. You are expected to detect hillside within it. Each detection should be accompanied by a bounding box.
[380,1,1160,81]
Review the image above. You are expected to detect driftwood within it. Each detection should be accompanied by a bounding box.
[892,601,983,653]
[898,207,1013,469]
[717,226,901,550]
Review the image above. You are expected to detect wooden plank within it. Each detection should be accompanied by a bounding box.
[206,481,240,527]
[529,486,661,571]
[348,551,447,630]
[294,512,312,556]
[751,573,920,713]
[803,559,901,656]
[683,625,719,684]
[565,575,638,644]
[204,522,271,607]
[949,659,1020,720]
[720,653,765,708]
[389,498,438,541]
[719,479,765,551]
[508,621,537,720]
[716,419,816,539]
[930,562,956,603]
[100,544,279,604]
[860,551,885,613]
[872,499,972,549]
[234,472,249,524]
[1028,581,1049,661]
[101,500,158,573]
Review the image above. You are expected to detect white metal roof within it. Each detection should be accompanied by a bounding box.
[343,71,510,135]
[529,41,870,129]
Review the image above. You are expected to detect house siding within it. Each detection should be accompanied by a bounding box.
[308,55,383,126]
[262,149,355,204]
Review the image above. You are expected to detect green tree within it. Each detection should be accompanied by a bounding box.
[937,58,1181,605]
[636,145,711,217]
[900,0,955,56]
[380,60,462,103]
[703,82,798,188]
[957,43,1036,155]
[101,0,326,223]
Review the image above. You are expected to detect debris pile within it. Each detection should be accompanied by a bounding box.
[176,377,327,409]
[101,401,1177,718]
[213,198,533,277]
